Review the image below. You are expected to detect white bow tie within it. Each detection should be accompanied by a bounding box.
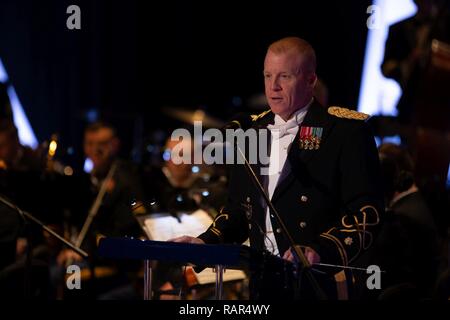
[267,120,298,139]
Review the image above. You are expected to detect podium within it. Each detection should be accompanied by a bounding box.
[98,237,249,300]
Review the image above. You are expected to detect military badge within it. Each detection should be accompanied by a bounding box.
[299,126,323,150]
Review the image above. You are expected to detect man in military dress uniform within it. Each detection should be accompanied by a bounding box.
[173,37,384,299]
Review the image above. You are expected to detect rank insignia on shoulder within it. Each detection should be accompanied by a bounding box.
[328,106,369,121]
[251,109,271,122]
[299,126,323,150]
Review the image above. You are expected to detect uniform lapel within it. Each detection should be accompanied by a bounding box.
[245,113,274,234]
[271,101,335,202]
[247,112,274,204]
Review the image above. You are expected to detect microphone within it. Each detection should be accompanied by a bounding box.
[221,113,254,131]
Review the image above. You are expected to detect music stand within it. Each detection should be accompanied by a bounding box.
[0,193,88,298]
[98,237,247,300]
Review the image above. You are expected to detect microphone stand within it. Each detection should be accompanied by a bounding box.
[235,144,327,300]
[0,193,88,298]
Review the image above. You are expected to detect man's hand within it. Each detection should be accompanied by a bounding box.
[168,235,205,244]
[56,249,83,266]
[16,237,28,257]
[282,246,321,266]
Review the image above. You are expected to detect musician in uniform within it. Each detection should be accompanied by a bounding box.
[57,121,144,299]
[141,137,229,298]
[0,119,59,298]
[173,37,384,300]
[370,143,441,299]
[144,137,227,216]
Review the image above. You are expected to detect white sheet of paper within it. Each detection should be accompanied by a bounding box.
[143,210,247,284]
[187,266,247,284]
[143,209,213,241]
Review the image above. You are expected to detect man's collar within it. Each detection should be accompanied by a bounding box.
[273,97,314,126]
[390,185,419,207]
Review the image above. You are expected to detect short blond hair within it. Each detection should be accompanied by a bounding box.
[268,37,316,73]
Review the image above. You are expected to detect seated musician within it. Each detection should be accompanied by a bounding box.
[141,137,229,299]
[144,136,227,215]
[56,121,144,299]
[0,119,62,298]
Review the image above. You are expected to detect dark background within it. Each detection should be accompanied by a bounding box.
[0,0,371,167]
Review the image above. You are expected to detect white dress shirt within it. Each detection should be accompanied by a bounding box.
[263,100,312,256]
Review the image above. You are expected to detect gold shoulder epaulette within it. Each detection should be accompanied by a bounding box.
[328,106,369,121]
[251,109,271,122]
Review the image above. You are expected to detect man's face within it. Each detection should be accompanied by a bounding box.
[264,50,316,120]
[83,128,118,171]
[164,139,193,180]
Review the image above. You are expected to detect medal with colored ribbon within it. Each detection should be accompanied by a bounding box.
[299,126,323,150]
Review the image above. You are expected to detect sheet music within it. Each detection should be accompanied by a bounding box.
[143,209,213,241]
[141,210,248,284]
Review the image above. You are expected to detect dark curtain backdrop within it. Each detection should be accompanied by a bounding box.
[0,0,371,166]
